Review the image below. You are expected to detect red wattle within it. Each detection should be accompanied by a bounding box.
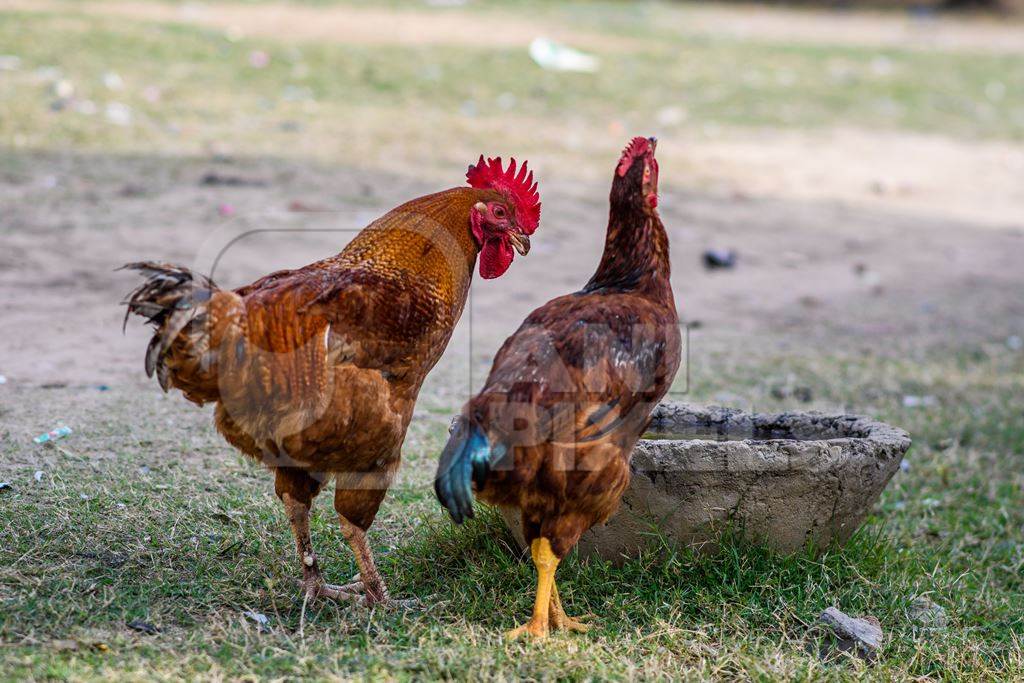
[479,238,514,279]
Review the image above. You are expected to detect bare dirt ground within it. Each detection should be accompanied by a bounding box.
[1,149,1022,396]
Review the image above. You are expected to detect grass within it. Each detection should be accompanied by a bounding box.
[1,1,1023,178]
[2,340,1022,679]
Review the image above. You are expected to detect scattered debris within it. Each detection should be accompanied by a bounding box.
[200,172,268,187]
[53,79,74,99]
[816,606,883,661]
[105,102,133,126]
[770,385,813,403]
[287,200,328,212]
[854,262,884,294]
[34,426,72,444]
[907,596,947,629]
[127,619,160,635]
[529,37,599,73]
[0,482,11,492]
[902,395,937,408]
[702,249,737,270]
[798,295,822,308]
[34,470,44,482]
[118,183,147,198]
[243,610,270,633]
[248,50,271,69]
[102,71,124,91]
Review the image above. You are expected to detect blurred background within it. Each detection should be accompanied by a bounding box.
[1,1,1022,678]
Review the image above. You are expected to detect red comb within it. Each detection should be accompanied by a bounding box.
[466,156,541,235]
[616,136,652,177]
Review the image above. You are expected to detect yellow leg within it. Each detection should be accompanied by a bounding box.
[506,538,558,640]
[549,583,589,633]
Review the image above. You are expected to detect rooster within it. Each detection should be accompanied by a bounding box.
[435,137,679,637]
[122,157,540,606]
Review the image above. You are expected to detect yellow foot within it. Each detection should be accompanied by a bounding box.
[550,611,590,633]
[506,617,549,640]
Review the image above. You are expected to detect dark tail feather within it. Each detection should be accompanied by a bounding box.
[119,261,218,390]
[434,417,497,524]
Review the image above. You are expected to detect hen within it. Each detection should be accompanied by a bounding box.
[435,137,680,637]
[122,157,541,605]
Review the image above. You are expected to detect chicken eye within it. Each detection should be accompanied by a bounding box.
[492,205,507,219]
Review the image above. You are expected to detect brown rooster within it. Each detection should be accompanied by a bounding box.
[435,137,679,637]
[122,157,541,605]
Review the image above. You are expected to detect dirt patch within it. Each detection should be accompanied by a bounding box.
[1,150,1022,395]
[2,0,636,51]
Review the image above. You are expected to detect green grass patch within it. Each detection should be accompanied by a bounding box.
[2,341,1022,679]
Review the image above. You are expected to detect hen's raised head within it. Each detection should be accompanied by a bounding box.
[613,136,659,213]
[466,156,541,279]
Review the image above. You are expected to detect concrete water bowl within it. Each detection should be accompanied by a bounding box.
[500,402,911,563]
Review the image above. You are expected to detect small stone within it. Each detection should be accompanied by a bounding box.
[127,619,160,635]
[818,606,883,659]
[907,596,947,629]
[303,553,315,567]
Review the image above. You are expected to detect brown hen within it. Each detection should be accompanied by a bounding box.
[435,138,679,637]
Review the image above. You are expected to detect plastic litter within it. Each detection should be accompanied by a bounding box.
[529,37,599,73]
[102,71,124,91]
[34,471,44,482]
[0,482,11,492]
[243,610,270,633]
[105,102,133,126]
[902,395,937,408]
[248,50,270,69]
[34,426,72,444]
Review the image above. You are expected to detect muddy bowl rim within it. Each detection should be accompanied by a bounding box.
[639,402,912,461]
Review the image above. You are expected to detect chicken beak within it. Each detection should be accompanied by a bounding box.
[508,231,531,256]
